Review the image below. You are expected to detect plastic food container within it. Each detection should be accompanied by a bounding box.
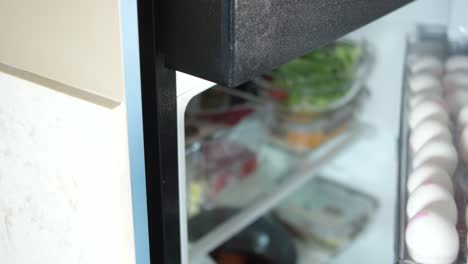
[257,40,372,113]
[266,92,365,152]
[255,40,372,152]
[185,87,266,217]
[274,177,377,262]
[186,84,259,127]
[186,141,209,217]
[186,121,262,217]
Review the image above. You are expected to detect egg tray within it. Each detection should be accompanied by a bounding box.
[396,24,468,264]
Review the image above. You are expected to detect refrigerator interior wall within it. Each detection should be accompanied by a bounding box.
[302,2,450,263]
[175,0,452,263]
[448,0,468,45]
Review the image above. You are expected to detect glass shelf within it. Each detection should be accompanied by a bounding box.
[187,116,367,260]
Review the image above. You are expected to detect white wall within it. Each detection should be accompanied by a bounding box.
[0,0,125,105]
[0,70,135,264]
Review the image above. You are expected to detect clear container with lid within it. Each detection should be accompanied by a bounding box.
[254,40,372,152]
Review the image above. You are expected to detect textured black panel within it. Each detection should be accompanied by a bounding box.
[162,0,412,87]
[231,0,411,85]
[162,0,229,84]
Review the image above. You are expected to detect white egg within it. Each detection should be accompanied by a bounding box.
[445,88,468,117]
[446,55,468,73]
[412,140,458,176]
[457,105,468,129]
[409,119,452,154]
[406,183,457,224]
[409,74,443,94]
[443,72,468,91]
[409,93,446,110]
[407,165,453,194]
[406,210,459,264]
[409,101,450,130]
[458,127,468,166]
[409,56,444,76]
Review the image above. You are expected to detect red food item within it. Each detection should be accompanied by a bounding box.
[215,252,247,264]
[267,89,288,101]
[262,75,274,82]
[197,107,255,126]
[213,173,231,196]
[241,157,258,178]
[202,140,258,195]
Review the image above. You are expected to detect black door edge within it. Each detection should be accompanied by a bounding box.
[136,0,181,263]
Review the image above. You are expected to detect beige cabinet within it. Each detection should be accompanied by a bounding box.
[0,0,124,107]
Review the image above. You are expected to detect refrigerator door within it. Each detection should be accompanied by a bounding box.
[161,0,412,86]
[128,1,429,264]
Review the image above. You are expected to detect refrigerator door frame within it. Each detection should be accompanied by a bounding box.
[126,1,440,264]
[128,0,182,263]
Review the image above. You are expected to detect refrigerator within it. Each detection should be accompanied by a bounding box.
[122,0,468,263]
